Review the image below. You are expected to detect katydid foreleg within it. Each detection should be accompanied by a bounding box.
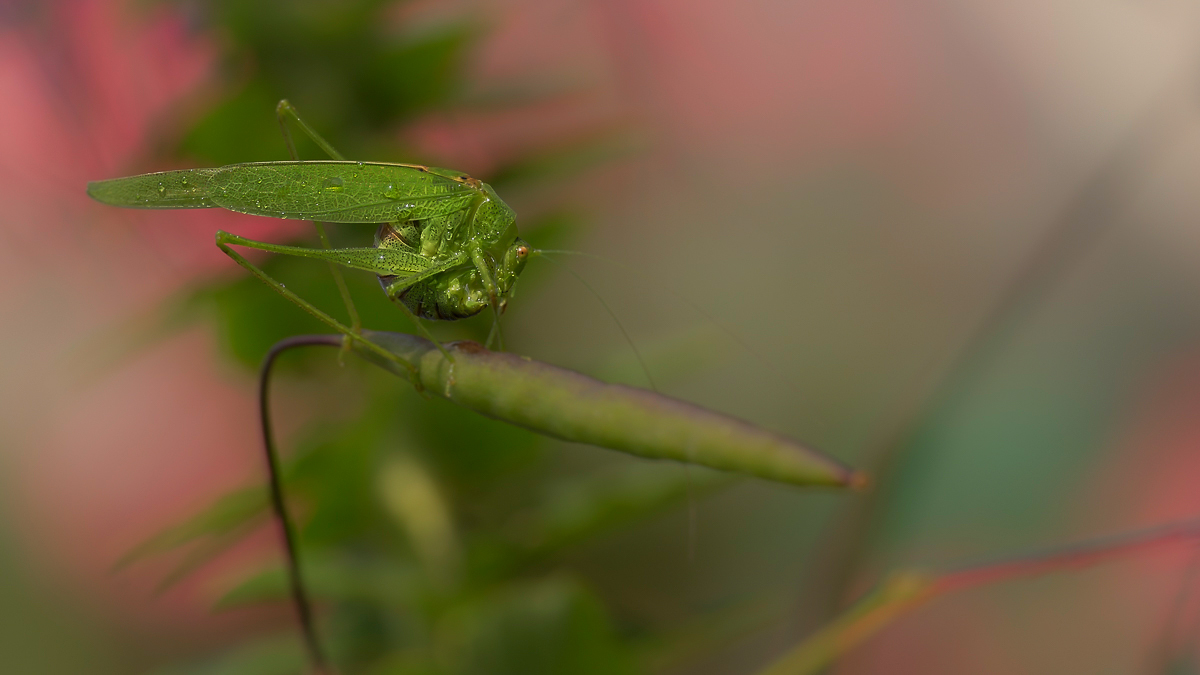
[467,245,509,350]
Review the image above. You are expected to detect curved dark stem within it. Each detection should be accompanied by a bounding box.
[259,334,343,673]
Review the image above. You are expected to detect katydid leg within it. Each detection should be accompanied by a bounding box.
[380,263,485,363]
[215,235,422,385]
[486,309,505,351]
[469,247,503,315]
[380,255,473,295]
[218,230,432,277]
[219,228,464,364]
[276,99,347,161]
[275,99,362,354]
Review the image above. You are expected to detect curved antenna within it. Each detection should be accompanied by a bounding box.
[535,252,658,392]
[535,248,805,399]
[537,252,696,555]
[259,334,343,674]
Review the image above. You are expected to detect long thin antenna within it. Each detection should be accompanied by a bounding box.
[536,252,658,392]
[535,249,798,396]
[537,252,699,560]
[259,334,343,673]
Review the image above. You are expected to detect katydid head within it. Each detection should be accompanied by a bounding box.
[494,237,531,311]
[441,236,529,317]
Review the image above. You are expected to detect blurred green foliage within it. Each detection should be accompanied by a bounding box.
[177,0,476,165]
[123,1,748,673]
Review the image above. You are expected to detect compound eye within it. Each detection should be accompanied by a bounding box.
[515,245,530,258]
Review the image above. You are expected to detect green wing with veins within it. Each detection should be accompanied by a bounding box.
[87,161,478,224]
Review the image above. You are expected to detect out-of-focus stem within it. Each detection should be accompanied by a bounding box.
[759,515,1200,675]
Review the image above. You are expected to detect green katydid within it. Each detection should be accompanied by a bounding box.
[88,101,862,673]
[88,100,530,362]
[88,100,534,671]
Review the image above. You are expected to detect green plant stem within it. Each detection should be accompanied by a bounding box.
[759,515,1200,675]
[798,82,1192,639]
[259,334,343,674]
[256,329,863,673]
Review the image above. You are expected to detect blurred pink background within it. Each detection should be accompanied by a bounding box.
[5,0,1200,672]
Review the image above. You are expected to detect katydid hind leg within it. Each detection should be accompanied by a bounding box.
[274,99,362,350]
[311,219,362,356]
[215,238,423,386]
[276,99,346,161]
[218,230,432,278]
[380,255,473,297]
[221,228,467,364]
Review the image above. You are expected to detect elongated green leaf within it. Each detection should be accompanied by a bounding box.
[437,577,639,675]
[755,573,934,675]
[146,632,307,675]
[213,554,419,610]
[114,485,268,571]
[515,465,729,554]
